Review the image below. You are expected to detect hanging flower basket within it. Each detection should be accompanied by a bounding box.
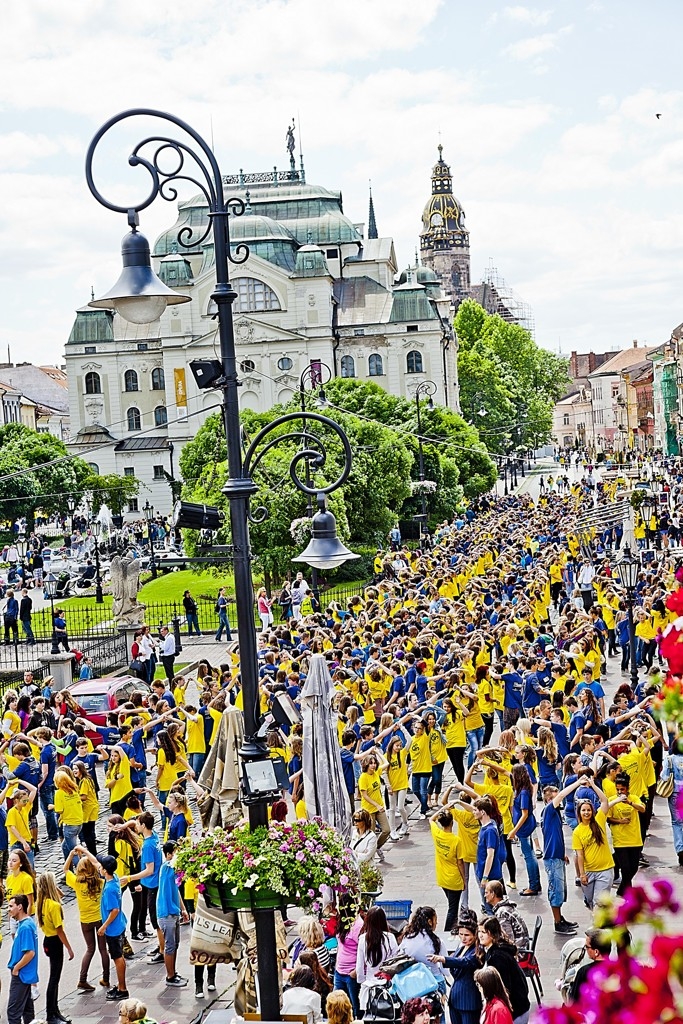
[174,818,360,914]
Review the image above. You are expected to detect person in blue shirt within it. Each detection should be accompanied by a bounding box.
[91,852,129,1001]
[122,813,163,963]
[501,662,524,730]
[574,668,606,720]
[156,841,190,987]
[471,794,504,912]
[540,779,582,934]
[7,893,39,1023]
[508,764,541,896]
[143,788,189,844]
[34,728,60,842]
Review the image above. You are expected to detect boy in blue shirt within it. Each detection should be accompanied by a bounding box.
[7,893,39,1024]
[540,780,582,934]
[92,852,129,1001]
[122,813,163,961]
[157,841,189,987]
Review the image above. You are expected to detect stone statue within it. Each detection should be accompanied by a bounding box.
[285,121,295,157]
[110,554,146,624]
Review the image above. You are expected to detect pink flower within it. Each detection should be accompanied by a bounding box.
[296,851,306,862]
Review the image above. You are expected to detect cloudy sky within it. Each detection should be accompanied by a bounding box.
[2,0,682,365]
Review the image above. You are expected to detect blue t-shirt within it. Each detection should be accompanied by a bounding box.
[11,757,41,789]
[161,807,188,842]
[502,672,524,711]
[8,916,39,984]
[40,744,57,787]
[100,876,127,936]
[540,801,565,860]
[340,748,356,797]
[157,859,181,918]
[512,789,537,838]
[140,833,163,888]
[99,726,120,747]
[476,820,503,880]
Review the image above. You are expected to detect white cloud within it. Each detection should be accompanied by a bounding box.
[503,25,573,61]
[503,6,552,26]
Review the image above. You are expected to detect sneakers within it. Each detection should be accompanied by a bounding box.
[148,952,165,965]
[561,917,578,928]
[555,921,578,934]
[99,979,110,988]
[389,832,401,842]
[106,988,130,1001]
[195,986,205,999]
[166,974,188,987]
[376,850,385,863]
[208,979,217,992]
[77,981,96,992]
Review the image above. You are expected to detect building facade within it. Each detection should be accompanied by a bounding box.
[65,153,460,517]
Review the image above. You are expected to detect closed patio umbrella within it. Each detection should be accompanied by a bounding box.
[300,652,352,841]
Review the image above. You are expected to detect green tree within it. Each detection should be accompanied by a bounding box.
[0,423,91,527]
[83,472,140,516]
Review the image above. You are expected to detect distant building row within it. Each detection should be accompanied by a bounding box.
[553,330,683,455]
[0,363,69,439]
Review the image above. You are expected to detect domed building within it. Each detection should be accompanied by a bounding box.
[419,145,470,308]
[64,141,459,517]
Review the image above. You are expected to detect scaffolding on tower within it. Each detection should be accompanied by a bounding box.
[475,260,535,337]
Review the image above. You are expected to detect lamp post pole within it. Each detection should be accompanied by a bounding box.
[143,501,158,580]
[414,380,437,531]
[86,109,358,1021]
[616,547,640,691]
[299,360,332,606]
[93,521,104,604]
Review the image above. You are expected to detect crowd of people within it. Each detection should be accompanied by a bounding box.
[0,457,681,1024]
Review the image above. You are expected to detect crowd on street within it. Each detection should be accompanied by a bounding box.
[0,454,682,1024]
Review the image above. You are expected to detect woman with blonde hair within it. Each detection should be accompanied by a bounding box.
[293,914,331,972]
[72,759,99,855]
[6,780,38,866]
[105,745,133,815]
[52,766,84,862]
[326,989,354,1024]
[117,997,157,1023]
[64,844,110,992]
[37,870,75,1023]
[5,849,36,932]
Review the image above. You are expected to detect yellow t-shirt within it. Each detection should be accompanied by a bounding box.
[6,805,31,845]
[444,712,466,749]
[608,799,643,848]
[409,732,432,774]
[156,748,181,792]
[386,749,409,792]
[571,810,614,871]
[114,838,140,879]
[79,777,99,823]
[474,778,514,834]
[54,788,84,826]
[430,822,463,890]
[185,716,206,755]
[39,897,63,937]
[358,771,383,814]
[428,728,447,766]
[452,806,479,864]
[5,871,34,907]
[107,752,132,804]
[66,869,103,924]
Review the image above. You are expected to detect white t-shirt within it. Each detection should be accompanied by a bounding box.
[281,987,322,1024]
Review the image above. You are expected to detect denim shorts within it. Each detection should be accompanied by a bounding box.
[543,857,567,908]
[159,914,180,955]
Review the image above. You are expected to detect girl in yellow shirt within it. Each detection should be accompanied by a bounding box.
[409,720,433,816]
[73,761,100,856]
[105,746,132,815]
[384,736,410,837]
[37,870,75,1021]
[64,850,110,991]
[53,767,84,863]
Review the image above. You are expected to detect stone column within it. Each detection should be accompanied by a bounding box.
[38,652,75,691]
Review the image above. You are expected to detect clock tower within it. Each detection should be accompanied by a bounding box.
[419,145,470,308]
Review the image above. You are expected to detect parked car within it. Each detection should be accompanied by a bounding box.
[69,675,152,727]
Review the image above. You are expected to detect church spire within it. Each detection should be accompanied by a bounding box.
[368,182,378,239]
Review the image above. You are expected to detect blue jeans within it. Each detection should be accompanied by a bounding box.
[412,772,430,815]
[519,834,541,891]
[186,612,200,636]
[21,618,34,643]
[40,784,59,840]
[428,761,445,796]
[466,727,485,768]
[334,971,360,1019]
[215,611,231,641]
[190,752,205,777]
[669,789,683,853]
[62,824,81,863]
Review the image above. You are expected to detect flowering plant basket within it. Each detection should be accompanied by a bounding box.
[174,817,360,913]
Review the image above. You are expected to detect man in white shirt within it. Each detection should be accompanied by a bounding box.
[577,560,595,612]
[160,626,176,682]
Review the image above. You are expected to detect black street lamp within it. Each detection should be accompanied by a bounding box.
[143,501,158,580]
[640,497,656,553]
[614,546,640,690]
[470,392,488,424]
[86,108,358,1020]
[414,380,437,532]
[299,360,333,604]
[93,519,104,604]
[44,572,59,654]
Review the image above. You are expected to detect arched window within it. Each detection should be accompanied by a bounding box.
[151,367,165,391]
[340,355,355,378]
[233,277,281,312]
[127,407,141,431]
[154,405,168,427]
[124,369,139,392]
[406,350,423,374]
[368,353,384,377]
[84,371,101,394]
[240,359,256,373]
[88,463,99,474]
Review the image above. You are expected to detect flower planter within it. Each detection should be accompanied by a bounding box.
[204,879,285,913]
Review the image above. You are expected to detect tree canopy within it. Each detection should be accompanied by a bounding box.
[455,299,570,454]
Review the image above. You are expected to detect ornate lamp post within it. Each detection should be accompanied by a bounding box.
[86,108,357,1020]
[143,500,158,579]
[44,572,59,655]
[640,496,656,553]
[93,519,104,604]
[614,546,640,690]
[66,496,76,550]
[299,360,333,603]
[414,380,437,531]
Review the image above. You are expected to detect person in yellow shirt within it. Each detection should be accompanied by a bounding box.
[182,704,207,776]
[384,735,410,837]
[606,772,644,896]
[571,780,617,910]
[6,783,37,865]
[37,870,75,1022]
[409,719,433,816]
[72,760,100,856]
[357,755,390,857]
[428,805,465,931]
[52,768,84,864]
[64,847,110,991]
[105,746,133,816]
[425,711,448,807]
